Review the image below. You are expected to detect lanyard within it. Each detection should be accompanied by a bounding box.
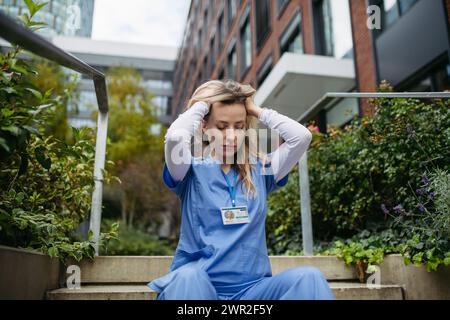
[221,167,239,207]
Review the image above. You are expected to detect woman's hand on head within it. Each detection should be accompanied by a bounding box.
[244,95,263,118]
[196,100,210,109]
[192,100,211,115]
[200,101,211,118]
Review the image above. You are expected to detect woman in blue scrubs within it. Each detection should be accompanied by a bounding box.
[148,80,335,300]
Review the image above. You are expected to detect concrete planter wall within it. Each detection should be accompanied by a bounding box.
[0,245,60,300]
[379,255,450,300]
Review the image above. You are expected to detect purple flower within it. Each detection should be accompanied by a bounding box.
[415,188,424,196]
[428,192,435,200]
[416,203,426,212]
[421,175,430,186]
[381,204,389,219]
[393,204,405,214]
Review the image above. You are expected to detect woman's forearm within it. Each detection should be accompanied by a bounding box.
[164,101,209,182]
[258,108,312,182]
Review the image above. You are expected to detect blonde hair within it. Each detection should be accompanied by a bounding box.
[185,79,268,199]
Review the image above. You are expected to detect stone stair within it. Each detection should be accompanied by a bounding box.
[46,256,404,300]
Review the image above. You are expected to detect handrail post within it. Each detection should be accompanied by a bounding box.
[89,111,108,256]
[298,152,313,256]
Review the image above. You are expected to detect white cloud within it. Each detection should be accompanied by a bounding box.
[92,0,191,47]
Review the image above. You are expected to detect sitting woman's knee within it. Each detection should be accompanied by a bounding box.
[291,266,326,280]
[176,266,209,282]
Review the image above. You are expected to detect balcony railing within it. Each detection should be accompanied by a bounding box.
[298,91,450,256]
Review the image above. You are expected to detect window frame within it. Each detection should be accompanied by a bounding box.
[279,9,304,57]
[239,4,252,80]
[254,0,272,53]
[256,53,273,87]
[227,38,238,80]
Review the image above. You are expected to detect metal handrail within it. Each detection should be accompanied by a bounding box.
[0,10,109,255]
[298,92,450,256]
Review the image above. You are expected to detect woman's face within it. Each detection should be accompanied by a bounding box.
[202,101,247,161]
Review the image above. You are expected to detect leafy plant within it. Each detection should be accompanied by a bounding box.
[323,241,385,283]
[265,81,450,273]
[385,168,450,271]
[0,127,118,263]
[0,0,117,263]
[266,163,303,255]
[320,226,400,282]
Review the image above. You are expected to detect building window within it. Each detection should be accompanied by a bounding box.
[196,75,202,90]
[254,0,271,52]
[376,0,419,31]
[239,5,252,79]
[227,39,237,80]
[397,0,418,14]
[218,62,225,80]
[204,8,209,42]
[197,28,202,57]
[209,35,216,74]
[277,0,290,17]
[196,0,202,18]
[152,96,170,117]
[325,97,359,128]
[204,55,209,82]
[76,91,97,114]
[210,0,215,19]
[406,61,450,92]
[314,0,333,56]
[166,97,173,116]
[228,0,237,27]
[435,63,450,91]
[256,54,273,87]
[188,59,195,83]
[313,0,353,59]
[279,10,303,56]
[382,0,399,28]
[218,12,224,49]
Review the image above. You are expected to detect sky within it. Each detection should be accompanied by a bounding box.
[92,0,191,48]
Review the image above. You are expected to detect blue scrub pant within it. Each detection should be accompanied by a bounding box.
[153,265,335,300]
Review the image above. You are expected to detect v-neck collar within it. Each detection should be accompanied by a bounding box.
[221,166,234,176]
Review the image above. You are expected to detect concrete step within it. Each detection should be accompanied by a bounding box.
[47,285,155,300]
[328,282,404,300]
[46,282,404,300]
[67,256,358,284]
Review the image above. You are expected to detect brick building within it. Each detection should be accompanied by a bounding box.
[171,0,450,131]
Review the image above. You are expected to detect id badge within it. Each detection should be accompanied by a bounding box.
[220,206,250,225]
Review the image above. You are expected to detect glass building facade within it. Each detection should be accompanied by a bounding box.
[0,0,94,37]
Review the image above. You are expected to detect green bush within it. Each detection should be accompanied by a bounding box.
[307,90,450,236]
[100,219,175,256]
[389,168,450,271]
[266,82,450,272]
[266,164,302,255]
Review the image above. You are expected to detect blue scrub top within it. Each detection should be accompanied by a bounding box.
[149,155,289,295]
